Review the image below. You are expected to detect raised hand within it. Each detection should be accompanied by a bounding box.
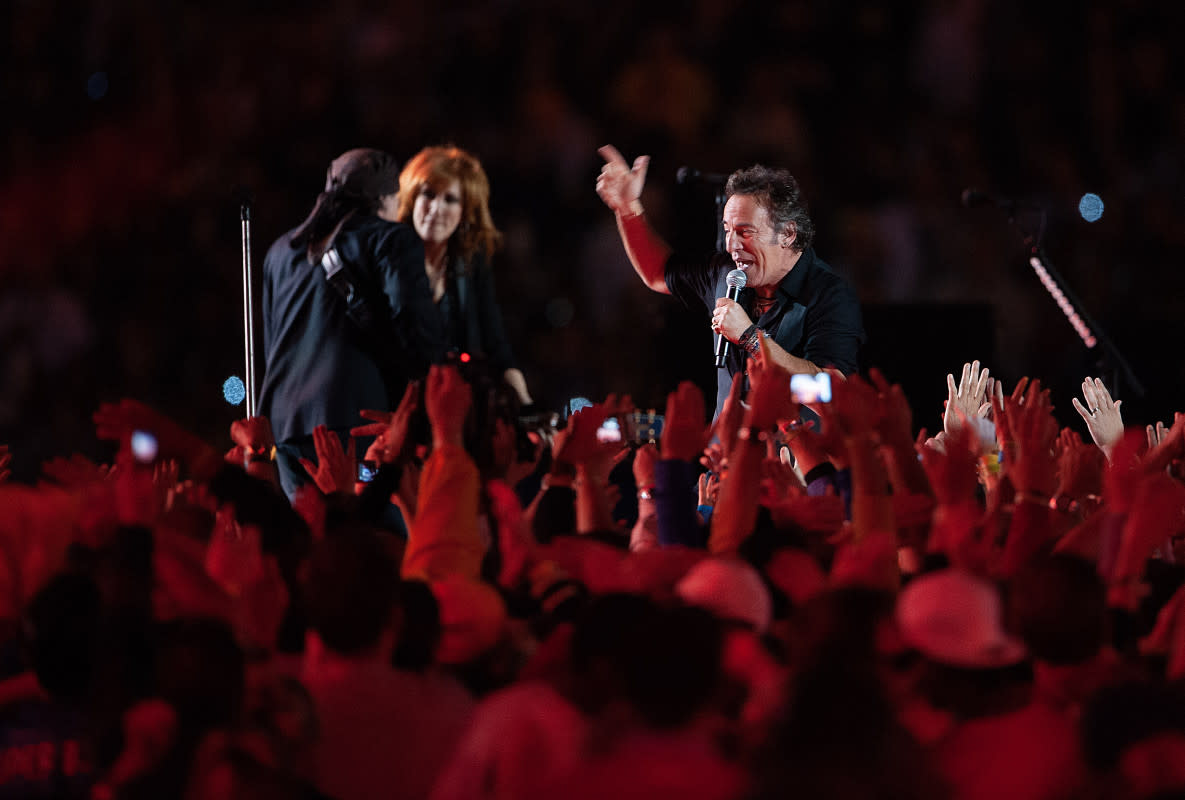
[745,337,798,431]
[661,381,711,462]
[94,397,221,480]
[698,470,720,507]
[1144,413,1185,477]
[357,381,420,465]
[868,368,913,446]
[230,415,275,455]
[827,371,880,440]
[1112,471,1185,584]
[596,145,649,214]
[918,420,980,509]
[41,453,114,488]
[552,403,626,477]
[712,373,748,459]
[1054,427,1105,504]
[943,360,992,437]
[226,415,277,472]
[425,364,471,449]
[298,425,356,495]
[633,442,658,491]
[760,462,843,533]
[1071,377,1124,460]
[999,378,1059,500]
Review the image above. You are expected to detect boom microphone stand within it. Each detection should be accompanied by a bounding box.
[985,196,1144,401]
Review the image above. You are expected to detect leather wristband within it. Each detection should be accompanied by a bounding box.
[740,324,762,356]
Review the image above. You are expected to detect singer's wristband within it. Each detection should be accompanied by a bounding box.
[740,324,761,356]
[619,200,644,219]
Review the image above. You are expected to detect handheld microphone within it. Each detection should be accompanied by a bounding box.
[677,166,729,186]
[715,269,748,368]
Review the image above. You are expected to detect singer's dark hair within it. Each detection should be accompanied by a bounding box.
[726,166,814,253]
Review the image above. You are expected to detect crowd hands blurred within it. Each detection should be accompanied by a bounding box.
[5,349,1185,799]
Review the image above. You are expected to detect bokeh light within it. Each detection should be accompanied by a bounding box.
[1078,193,1104,222]
[223,376,246,406]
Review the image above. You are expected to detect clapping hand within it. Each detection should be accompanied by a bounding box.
[1071,377,1124,460]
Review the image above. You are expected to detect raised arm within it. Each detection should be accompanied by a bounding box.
[595,145,671,294]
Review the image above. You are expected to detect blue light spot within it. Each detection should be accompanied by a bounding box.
[223,376,246,406]
[86,72,109,100]
[1079,193,1104,223]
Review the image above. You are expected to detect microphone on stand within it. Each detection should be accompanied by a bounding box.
[715,268,748,368]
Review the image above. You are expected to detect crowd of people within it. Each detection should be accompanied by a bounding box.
[3,324,1185,799]
[3,1,1185,798]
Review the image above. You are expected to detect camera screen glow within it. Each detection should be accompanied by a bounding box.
[131,430,158,462]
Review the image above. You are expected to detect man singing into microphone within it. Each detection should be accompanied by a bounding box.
[595,145,864,417]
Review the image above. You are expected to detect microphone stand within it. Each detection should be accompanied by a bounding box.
[714,184,727,254]
[1005,206,1144,401]
[240,198,257,418]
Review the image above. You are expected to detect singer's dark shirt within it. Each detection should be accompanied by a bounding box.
[665,246,864,417]
[259,214,445,443]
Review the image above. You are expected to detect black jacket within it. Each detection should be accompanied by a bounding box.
[259,214,445,442]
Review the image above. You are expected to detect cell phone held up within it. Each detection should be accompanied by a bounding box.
[790,372,832,404]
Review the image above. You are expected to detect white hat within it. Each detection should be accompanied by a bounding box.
[675,557,772,633]
[896,568,1026,669]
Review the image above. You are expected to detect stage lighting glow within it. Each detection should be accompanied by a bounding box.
[223,376,246,406]
[1078,193,1104,222]
[86,72,108,100]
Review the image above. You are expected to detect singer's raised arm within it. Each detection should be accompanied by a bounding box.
[595,144,672,294]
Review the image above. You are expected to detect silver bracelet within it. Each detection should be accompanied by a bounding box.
[741,325,763,356]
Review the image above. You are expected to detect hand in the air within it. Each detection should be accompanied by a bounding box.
[1071,377,1124,461]
[299,425,357,496]
[596,145,649,214]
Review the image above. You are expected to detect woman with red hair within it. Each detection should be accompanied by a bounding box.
[385,146,532,407]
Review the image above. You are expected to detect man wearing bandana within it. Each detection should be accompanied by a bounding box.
[259,149,445,500]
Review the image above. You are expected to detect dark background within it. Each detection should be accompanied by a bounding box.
[2,0,1183,482]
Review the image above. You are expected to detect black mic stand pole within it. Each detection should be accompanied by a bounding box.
[714,184,727,254]
[1006,207,1144,401]
[241,197,257,418]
